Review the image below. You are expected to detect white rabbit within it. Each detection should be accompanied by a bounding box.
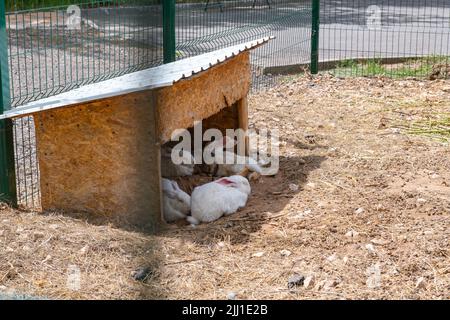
[162,178,191,222]
[187,175,251,225]
[161,146,195,177]
[204,137,262,177]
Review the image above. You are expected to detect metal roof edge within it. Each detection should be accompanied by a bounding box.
[0,36,274,120]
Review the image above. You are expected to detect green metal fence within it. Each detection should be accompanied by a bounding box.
[2,0,165,207]
[7,0,162,108]
[174,0,313,89]
[319,0,450,78]
[0,0,15,205]
[0,0,313,208]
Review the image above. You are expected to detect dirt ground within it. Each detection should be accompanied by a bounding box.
[0,75,449,300]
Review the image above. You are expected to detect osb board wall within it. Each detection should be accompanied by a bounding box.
[201,102,239,135]
[154,51,251,144]
[33,90,161,230]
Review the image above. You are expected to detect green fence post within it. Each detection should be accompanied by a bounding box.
[310,0,320,74]
[163,0,176,63]
[0,0,16,206]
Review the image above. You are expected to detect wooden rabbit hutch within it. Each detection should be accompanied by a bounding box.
[0,37,271,231]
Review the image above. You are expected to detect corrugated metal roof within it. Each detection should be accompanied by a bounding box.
[0,36,273,119]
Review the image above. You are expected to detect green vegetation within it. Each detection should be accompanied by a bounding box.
[5,0,160,12]
[399,114,450,143]
[7,1,108,11]
[330,57,450,142]
[329,56,450,79]
[5,0,213,11]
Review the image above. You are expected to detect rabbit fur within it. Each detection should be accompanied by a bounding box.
[187,175,251,225]
[162,178,191,222]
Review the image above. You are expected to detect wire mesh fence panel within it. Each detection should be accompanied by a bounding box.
[13,116,40,208]
[320,0,450,78]
[7,0,163,108]
[175,0,312,90]
[3,0,314,209]
[5,0,163,208]
[3,1,450,210]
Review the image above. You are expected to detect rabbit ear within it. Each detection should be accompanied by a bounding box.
[216,178,235,186]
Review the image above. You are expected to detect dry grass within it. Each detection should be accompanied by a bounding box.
[1,74,450,299]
